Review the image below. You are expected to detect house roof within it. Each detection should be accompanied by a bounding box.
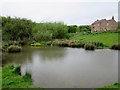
[92,18,116,25]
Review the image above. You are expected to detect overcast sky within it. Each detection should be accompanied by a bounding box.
[1,0,119,25]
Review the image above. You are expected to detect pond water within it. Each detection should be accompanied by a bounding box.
[3,47,118,88]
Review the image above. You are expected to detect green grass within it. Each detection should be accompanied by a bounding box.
[0,67,2,89]
[96,83,120,90]
[70,32,119,48]
[2,65,36,88]
[103,83,120,88]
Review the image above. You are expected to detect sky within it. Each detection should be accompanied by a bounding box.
[1,0,119,25]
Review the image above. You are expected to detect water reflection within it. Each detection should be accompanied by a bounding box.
[3,46,66,65]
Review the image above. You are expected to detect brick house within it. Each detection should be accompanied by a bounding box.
[91,16,117,32]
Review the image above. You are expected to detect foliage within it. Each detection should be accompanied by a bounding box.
[13,65,21,75]
[32,22,68,41]
[96,83,120,89]
[67,25,77,33]
[2,16,33,41]
[103,83,120,88]
[91,42,103,47]
[84,43,96,50]
[31,42,42,46]
[51,39,85,48]
[7,45,22,53]
[78,25,91,32]
[67,25,91,33]
[110,43,120,50]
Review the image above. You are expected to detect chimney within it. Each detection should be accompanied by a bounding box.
[112,16,114,20]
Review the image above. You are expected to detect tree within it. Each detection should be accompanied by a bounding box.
[2,16,33,41]
[32,22,68,41]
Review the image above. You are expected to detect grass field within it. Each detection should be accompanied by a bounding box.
[70,32,119,47]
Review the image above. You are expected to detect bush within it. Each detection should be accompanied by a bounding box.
[7,64,14,69]
[51,39,85,48]
[92,42,104,47]
[23,73,31,79]
[67,25,77,33]
[18,40,28,46]
[13,65,21,75]
[110,44,120,50]
[31,42,42,46]
[78,25,91,32]
[7,45,22,53]
[46,41,52,46]
[84,43,96,50]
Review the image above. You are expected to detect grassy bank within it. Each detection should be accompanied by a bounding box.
[30,32,119,50]
[103,83,120,88]
[70,32,119,48]
[2,65,35,88]
[0,67,2,89]
[96,83,120,90]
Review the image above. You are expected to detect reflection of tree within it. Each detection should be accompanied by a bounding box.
[2,47,34,65]
[34,47,67,61]
[2,47,67,65]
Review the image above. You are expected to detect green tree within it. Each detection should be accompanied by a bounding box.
[2,16,33,41]
[32,22,68,41]
[67,25,77,33]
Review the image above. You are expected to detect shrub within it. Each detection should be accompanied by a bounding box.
[92,42,104,47]
[13,65,21,75]
[23,73,31,79]
[7,64,14,69]
[110,44,120,50]
[67,25,77,33]
[19,40,27,46]
[46,41,52,46]
[77,42,85,48]
[51,39,85,48]
[7,45,22,53]
[84,43,96,50]
[31,42,42,46]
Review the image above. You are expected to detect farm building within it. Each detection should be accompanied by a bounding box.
[91,16,117,32]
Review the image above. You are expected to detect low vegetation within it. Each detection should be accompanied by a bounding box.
[7,45,22,53]
[30,42,47,46]
[96,83,120,89]
[103,83,120,88]
[110,43,120,50]
[84,43,96,50]
[2,64,34,88]
[49,39,104,50]
[0,67,2,89]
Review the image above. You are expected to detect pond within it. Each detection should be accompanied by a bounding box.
[3,47,118,88]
